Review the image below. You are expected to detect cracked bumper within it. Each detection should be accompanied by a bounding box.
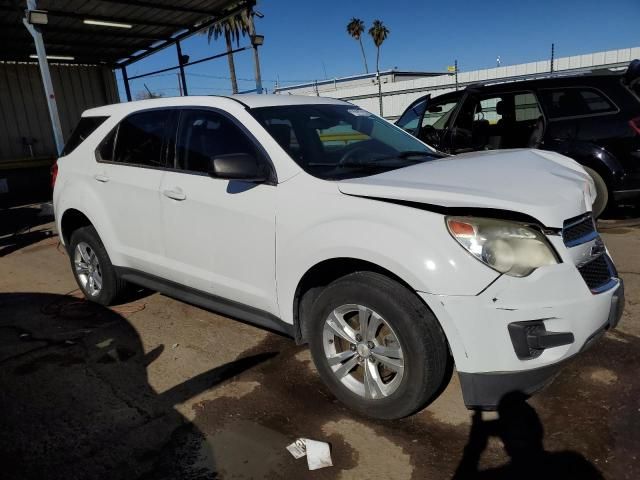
[418,261,624,409]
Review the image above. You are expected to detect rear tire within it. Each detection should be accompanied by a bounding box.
[69,226,126,306]
[583,166,609,218]
[308,271,452,420]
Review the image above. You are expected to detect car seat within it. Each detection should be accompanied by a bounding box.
[527,116,545,148]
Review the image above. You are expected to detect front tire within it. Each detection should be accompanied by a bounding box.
[308,271,452,420]
[69,226,126,306]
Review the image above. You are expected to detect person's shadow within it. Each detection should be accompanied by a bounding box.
[453,391,604,480]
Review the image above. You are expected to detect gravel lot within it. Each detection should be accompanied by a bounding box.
[1,204,638,479]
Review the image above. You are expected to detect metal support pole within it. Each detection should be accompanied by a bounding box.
[550,43,555,74]
[176,40,188,96]
[252,45,263,94]
[121,66,132,101]
[377,71,383,116]
[455,60,459,91]
[248,12,263,94]
[23,0,64,155]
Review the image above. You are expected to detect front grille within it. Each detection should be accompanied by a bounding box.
[578,254,613,292]
[563,214,597,247]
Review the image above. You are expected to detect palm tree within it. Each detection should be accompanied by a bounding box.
[368,19,389,116]
[206,12,250,94]
[346,18,368,73]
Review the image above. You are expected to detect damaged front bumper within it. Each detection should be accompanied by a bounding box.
[419,261,624,410]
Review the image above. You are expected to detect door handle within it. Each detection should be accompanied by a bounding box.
[94,174,109,183]
[163,189,186,201]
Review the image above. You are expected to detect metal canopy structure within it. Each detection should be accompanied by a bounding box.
[0,0,258,155]
[0,0,255,66]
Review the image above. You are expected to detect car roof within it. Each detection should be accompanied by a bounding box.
[83,94,351,117]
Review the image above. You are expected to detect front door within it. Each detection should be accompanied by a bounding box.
[159,108,278,315]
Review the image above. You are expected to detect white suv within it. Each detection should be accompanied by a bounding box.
[53,95,624,419]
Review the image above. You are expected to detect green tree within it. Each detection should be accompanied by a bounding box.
[346,17,368,73]
[206,11,251,94]
[368,19,390,116]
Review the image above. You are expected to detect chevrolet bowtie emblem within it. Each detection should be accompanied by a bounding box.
[590,238,606,257]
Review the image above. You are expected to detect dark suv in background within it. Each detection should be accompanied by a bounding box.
[396,60,640,216]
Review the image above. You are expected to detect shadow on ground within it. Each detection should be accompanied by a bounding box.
[181,323,640,479]
[452,392,603,479]
[0,292,276,480]
[0,204,56,257]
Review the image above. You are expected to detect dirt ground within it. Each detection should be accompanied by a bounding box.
[0,204,638,479]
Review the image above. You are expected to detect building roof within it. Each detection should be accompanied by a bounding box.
[0,0,253,67]
[274,69,446,93]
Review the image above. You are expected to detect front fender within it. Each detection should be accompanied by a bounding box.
[275,180,499,325]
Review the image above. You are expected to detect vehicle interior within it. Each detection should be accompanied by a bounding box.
[453,91,545,152]
[253,105,437,179]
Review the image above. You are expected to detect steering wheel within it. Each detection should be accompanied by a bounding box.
[337,146,371,167]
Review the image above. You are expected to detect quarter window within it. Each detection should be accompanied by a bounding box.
[540,88,616,118]
[62,116,108,156]
[175,110,258,173]
[113,110,171,167]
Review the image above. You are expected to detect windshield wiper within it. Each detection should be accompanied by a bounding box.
[369,150,436,163]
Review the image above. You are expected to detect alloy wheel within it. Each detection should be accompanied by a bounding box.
[74,241,103,297]
[322,304,405,399]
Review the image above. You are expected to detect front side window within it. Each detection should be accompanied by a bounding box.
[540,88,617,118]
[174,109,258,173]
[422,99,459,130]
[112,110,171,167]
[251,104,439,180]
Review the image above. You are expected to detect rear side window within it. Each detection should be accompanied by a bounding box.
[540,88,617,119]
[112,110,172,167]
[514,92,542,122]
[61,116,108,156]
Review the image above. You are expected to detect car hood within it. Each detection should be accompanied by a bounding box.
[337,149,596,228]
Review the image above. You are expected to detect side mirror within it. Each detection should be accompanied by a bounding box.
[208,153,270,182]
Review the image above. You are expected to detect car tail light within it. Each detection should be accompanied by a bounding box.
[50,161,58,188]
[630,116,640,136]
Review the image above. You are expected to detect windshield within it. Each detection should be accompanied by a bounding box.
[251,104,440,180]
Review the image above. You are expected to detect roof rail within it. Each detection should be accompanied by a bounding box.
[467,66,624,89]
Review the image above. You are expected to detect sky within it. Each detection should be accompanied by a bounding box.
[117,0,640,99]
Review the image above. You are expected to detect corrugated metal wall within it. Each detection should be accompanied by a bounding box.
[0,62,118,162]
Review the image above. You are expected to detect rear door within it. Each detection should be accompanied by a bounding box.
[159,108,278,314]
[94,109,174,275]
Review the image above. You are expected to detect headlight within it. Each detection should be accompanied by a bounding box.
[446,216,559,277]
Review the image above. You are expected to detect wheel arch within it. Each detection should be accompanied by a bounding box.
[292,257,422,345]
[567,143,623,189]
[60,208,94,248]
